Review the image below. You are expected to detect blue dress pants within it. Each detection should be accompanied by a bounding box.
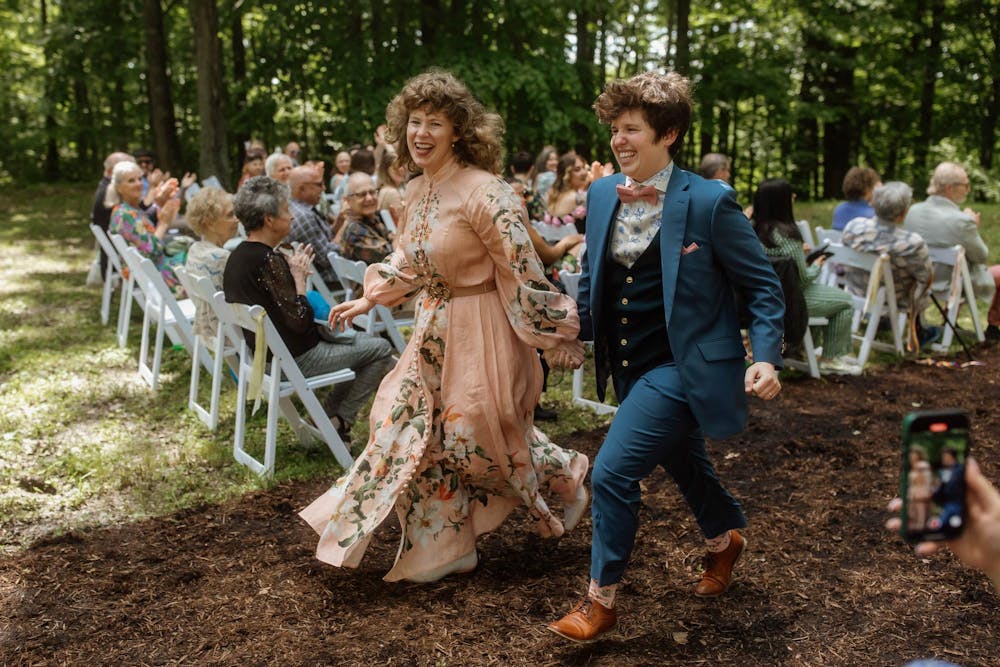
[590,362,747,586]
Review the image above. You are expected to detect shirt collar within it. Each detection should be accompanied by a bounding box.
[625,161,673,193]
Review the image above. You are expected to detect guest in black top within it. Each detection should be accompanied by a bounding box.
[223,176,394,437]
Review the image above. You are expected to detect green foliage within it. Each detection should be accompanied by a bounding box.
[1,0,999,201]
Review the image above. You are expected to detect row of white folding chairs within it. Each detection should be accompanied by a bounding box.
[93,228,356,477]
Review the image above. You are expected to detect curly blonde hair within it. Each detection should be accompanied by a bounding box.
[186,187,233,237]
[594,71,693,157]
[385,68,504,175]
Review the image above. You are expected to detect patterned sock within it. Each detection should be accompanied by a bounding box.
[587,579,617,609]
[705,531,732,553]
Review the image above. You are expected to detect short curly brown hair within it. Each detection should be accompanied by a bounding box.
[841,166,880,200]
[594,71,693,157]
[385,68,505,175]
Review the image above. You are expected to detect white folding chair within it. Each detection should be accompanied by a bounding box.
[174,267,238,430]
[926,245,985,351]
[826,243,905,366]
[89,224,125,328]
[782,317,830,379]
[221,298,355,477]
[533,221,577,244]
[111,237,209,389]
[379,209,398,236]
[796,220,815,250]
[106,232,151,348]
[559,270,617,415]
[814,226,844,287]
[327,250,410,354]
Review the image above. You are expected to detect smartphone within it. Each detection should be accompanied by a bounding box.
[900,409,970,543]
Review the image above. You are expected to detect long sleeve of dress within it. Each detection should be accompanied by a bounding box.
[362,247,421,306]
[466,179,580,350]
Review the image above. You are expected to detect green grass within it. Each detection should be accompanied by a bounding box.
[0,184,611,551]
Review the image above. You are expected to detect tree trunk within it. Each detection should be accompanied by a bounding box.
[913,0,944,184]
[190,0,231,188]
[230,1,249,167]
[143,0,184,172]
[820,45,856,199]
[979,7,1000,170]
[674,0,690,75]
[40,0,60,180]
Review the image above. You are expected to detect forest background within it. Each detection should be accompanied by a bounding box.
[2,0,1000,204]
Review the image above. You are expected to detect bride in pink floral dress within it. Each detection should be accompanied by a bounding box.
[299,69,589,583]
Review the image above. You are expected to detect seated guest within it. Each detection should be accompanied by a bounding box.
[532,145,559,201]
[284,141,302,166]
[376,148,407,224]
[106,160,184,294]
[238,149,267,188]
[287,165,340,286]
[842,181,939,347]
[751,179,858,374]
[832,166,880,231]
[698,152,731,182]
[341,172,394,265]
[509,150,545,222]
[329,150,351,193]
[223,176,394,438]
[545,153,590,233]
[904,161,1000,341]
[91,151,135,281]
[185,187,238,342]
[264,153,293,183]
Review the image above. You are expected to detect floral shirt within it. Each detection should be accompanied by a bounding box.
[340,212,394,265]
[109,201,183,294]
[185,240,230,341]
[842,216,932,309]
[609,162,673,267]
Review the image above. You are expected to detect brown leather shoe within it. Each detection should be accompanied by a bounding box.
[547,597,618,643]
[694,529,746,598]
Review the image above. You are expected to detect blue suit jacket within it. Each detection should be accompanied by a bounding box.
[577,168,785,439]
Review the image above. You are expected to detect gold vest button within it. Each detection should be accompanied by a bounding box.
[621,360,629,367]
[620,338,627,346]
[625,276,634,284]
[621,297,629,305]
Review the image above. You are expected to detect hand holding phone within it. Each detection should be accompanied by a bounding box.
[899,410,970,543]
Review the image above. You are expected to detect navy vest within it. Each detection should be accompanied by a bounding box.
[603,229,673,395]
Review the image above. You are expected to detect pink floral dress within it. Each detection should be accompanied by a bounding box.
[300,160,589,581]
[109,202,184,294]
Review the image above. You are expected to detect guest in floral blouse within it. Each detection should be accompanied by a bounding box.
[545,153,590,232]
[300,68,589,584]
[106,160,184,295]
[184,187,238,342]
[340,172,394,265]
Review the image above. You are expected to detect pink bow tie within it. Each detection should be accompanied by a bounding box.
[616,183,660,206]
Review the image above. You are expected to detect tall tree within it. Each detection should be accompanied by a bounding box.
[142,0,183,172]
[913,0,944,185]
[40,0,59,180]
[189,0,230,186]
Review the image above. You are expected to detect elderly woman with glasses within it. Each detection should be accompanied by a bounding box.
[106,160,184,294]
[299,69,589,584]
[222,176,395,440]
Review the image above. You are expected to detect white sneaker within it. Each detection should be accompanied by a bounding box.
[820,356,863,376]
[404,550,478,583]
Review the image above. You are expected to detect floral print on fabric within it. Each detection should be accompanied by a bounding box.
[300,162,588,581]
[109,201,184,294]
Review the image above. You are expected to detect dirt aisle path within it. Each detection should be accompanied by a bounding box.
[3,346,999,666]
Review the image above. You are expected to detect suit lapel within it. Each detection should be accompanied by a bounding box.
[659,168,691,327]
[586,174,625,324]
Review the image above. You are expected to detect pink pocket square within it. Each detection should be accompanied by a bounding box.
[681,242,700,255]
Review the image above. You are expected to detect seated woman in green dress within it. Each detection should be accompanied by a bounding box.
[751,179,859,375]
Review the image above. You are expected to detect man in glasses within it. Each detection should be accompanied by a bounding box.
[287,165,340,287]
[339,172,393,265]
[904,162,1000,342]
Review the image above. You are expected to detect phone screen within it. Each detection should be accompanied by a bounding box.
[901,411,969,543]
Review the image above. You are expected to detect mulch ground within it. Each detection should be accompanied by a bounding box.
[3,345,1000,666]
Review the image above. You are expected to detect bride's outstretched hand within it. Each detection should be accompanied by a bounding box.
[329,297,374,331]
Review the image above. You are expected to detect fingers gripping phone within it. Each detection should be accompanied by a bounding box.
[900,410,970,543]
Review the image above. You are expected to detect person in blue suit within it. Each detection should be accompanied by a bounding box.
[547,71,786,643]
